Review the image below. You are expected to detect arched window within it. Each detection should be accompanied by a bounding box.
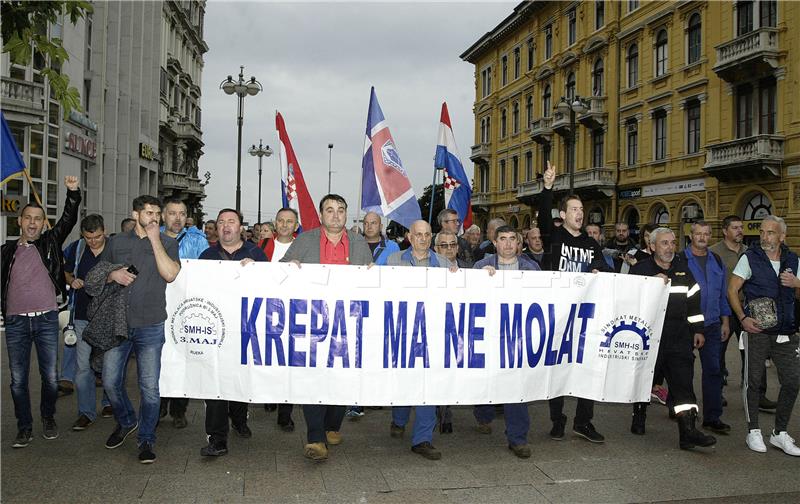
[566,72,576,101]
[655,29,668,77]
[743,193,773,220]
[542,84,552,118]
[512,101,520,134]
[501,108,507,138]
[627,43,639,87]
[687,14,701,64]
[653,205,669,225]
[525,96,533,128]
[592,59,604,96]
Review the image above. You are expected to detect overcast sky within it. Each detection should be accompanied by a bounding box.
[198,1,514,225]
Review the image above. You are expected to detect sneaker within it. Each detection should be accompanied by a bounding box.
[390,422,405,438]
[759,397,778,412]
[476,422,492,435]
[746,429,767,453]
[42,418,59,440]
[57,380,74,397]
[231,422,252,439]
[411,442,442,460]
[508,443,532,459]
[650,387,668,405]
[105,422,138,449]
[345,406,365,418]
[72,414,94,431]
[325,431,342,446]
[12,429,33,448]
[770,431,800,456]
[101,405,114,418]
[702,420,731,434]
[138,443,157,464]
[549,414,567,440]
[573,423,605,443]
[172,413,188,429]
[200,440,228,457]
[304,442,328,461]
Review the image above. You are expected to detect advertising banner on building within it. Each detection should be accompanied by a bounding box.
[160,261,669,406]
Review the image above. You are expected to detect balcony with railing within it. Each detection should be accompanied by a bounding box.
[577,96,607,130]
[175,120,204,145]
[516,167,615,203]
[185,177,205,195]
[1,77,45,117]
[714,27,780,82]
[469,143,492,164]
[529,116,553,144]
[471,192,491,208]
[703,134,783,180]
[552,111,572,137]
[160,171,189,190]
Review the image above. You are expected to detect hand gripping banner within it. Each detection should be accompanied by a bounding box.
[161,261,669,406]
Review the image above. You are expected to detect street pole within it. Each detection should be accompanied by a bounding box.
[236,95,244,212]
[249,139,273,225]
[328,143,334,193]
[257,151,262,223]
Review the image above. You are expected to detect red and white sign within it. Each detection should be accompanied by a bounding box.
[64,132,97,161]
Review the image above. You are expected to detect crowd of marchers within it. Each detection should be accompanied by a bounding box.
[3,162,799,465]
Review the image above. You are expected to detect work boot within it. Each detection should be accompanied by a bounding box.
[631,403,647,435]
[677,410,716,450]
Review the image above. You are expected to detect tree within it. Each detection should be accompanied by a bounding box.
[2,1,93,117]
[417,183,445,234]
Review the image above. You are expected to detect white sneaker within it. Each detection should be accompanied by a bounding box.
[746,429,767,453]
[770,431,800,456]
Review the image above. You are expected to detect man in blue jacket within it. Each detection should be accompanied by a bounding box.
[681,221,732,434]
[362,211,399,266]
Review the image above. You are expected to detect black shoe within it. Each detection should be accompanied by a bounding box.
[702,419,731,434]
[631,404,647,435]
[390,422,405,438]
[138,443,157,464]
[264,404,277,412]
[509,443,532,459]
[440,422,453,434]
[232,422,252,439]
[105,422,138,449]
[12,429,33,448]
[172,413,188,429]
[759,397,778,412]
[722,396,728,407]
[411,442,442,460]
[42,417,59,440]
[278,418,295,432]
[159,400,168,419]
[573,423,605,443]
[549,414,567,440]
[678,411,716,450]
[200,440,228,457]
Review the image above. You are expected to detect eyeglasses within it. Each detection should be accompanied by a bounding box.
[437,242,458,249]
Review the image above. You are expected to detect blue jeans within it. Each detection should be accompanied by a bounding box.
[392,405,437,446]
[698,322,723,422]
[474,403,530,446]
[74,319,110,420]
[59,335,77,383]
[4,311,60,430]
[102,323,164,447]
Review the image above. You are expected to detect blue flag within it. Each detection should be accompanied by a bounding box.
[1,111,25,185]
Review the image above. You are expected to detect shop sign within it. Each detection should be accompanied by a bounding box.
[140,143,155,161]
[618,188,641,199]
[642,179,705,197]
[67,110,98,132]
[64,131,97,161]
[1,193,24,216]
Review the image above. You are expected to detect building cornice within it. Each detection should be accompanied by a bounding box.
[460,1,543,63]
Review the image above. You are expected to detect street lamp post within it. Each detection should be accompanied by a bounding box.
[248,139,273,223]
[327,143,334,193]
[556,95,589,193]
[220,65,262,212]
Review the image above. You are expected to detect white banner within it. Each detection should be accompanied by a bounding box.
[161,260,669,406]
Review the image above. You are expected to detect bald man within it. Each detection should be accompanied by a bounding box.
[363,212,400,265]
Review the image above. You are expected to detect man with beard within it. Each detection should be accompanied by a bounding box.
[629,228,716,450]
[99,195,181,463]
[728,216,800,456]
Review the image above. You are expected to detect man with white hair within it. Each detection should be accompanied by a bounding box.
[728,215,800,456]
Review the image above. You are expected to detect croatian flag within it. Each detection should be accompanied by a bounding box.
[361,87,421,230]
[434,102,472,232]
[276,111,320,231]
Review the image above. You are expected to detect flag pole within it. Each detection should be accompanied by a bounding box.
[427,168,439,226]
[355,133,363,227]
[23,169,51,229]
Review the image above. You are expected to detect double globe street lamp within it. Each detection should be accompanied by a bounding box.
[220,65,262,212]
[555,95,589,193]
[248,139,273,223]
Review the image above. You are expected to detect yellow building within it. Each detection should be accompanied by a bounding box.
[461,0,800,248]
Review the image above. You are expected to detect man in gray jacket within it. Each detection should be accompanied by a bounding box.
[281,194,372,461]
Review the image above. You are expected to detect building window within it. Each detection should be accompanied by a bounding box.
[595,0,605,30]
[567,8,577,46]
[512,102,520,134]
[525,96,533,129]
[654,110,667,160]
[760,0,777,28]
[514,47,521,80]
[480,117,487,143]
[545,25,553,60]
[653,205,669,225]
[525,151,533,181]
[566,72,576,101]
[527,38,535,71]
[542,84,552,118]
[592,131,604,167]
[626,120,638,166]
[501,55,508,86]
[481,67,492,98]
[655,29,668,77]
[629,0,639,13]
[501,108,507,138]
[592,59,604,96]
[627,43,639,87]
[759,78,776,134]
[512,156,519,189]
[500,159,506,189]
[744,193,772,219]
[160,68,168,97]
[737,1,754,36]
[480,165,490,193]
[686,99,701,154]
[736,85,753,138]
[687,14,701,64]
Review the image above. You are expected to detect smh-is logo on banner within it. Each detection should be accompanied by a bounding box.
[597,315,652,362]
[170,297,226,357]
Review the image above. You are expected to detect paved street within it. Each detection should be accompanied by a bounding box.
[2,340,800,504]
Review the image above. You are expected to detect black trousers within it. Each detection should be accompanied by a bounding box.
[302,405,345,444]
[278,403,293,423]
[205,400,248,443]
[549,397,594,427]
[655,337,696,408]
[161,397,188,416]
